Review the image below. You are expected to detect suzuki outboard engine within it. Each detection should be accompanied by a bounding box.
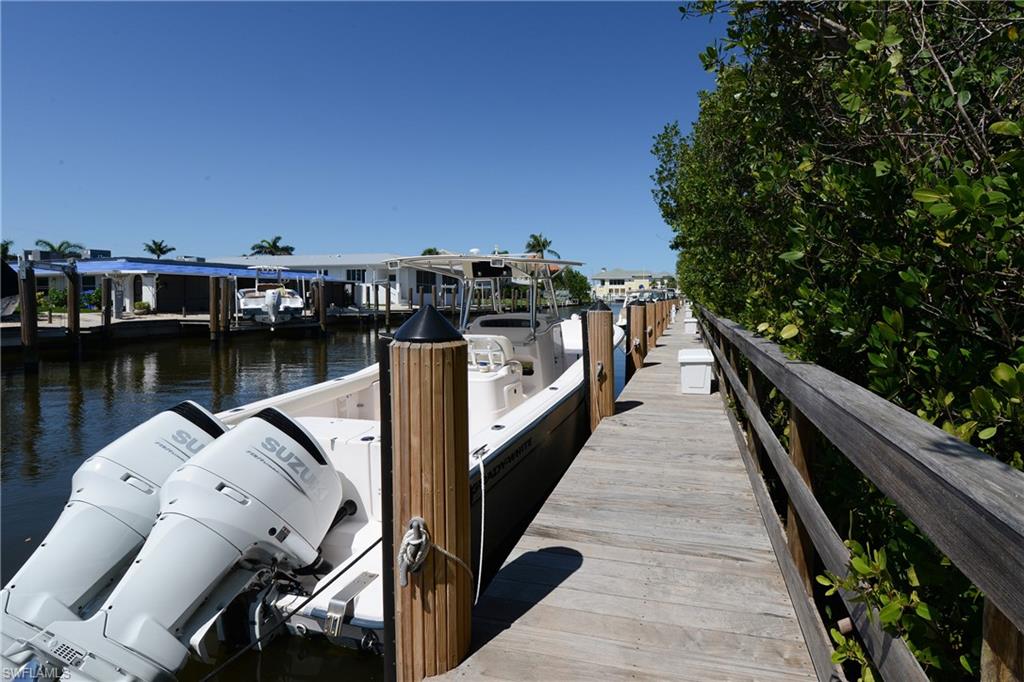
[1,401,225,670]
[31,407,342,682]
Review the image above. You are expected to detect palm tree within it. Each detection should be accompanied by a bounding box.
[35,239,85,258]
[525,233,560,258]
[250,236,295,255]
[143,239,176,259]
[1,240,12,260]
[421,247,441,256]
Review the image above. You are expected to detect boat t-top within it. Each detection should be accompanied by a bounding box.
[1,253,623,681]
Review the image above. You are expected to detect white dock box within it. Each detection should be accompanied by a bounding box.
[682,317,699,335]
[678,348,714,394]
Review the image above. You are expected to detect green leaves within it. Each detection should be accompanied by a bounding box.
[989,120,1021,136]
[879,601,903,625]
[653,3,1023,673]
[912,188,944,203]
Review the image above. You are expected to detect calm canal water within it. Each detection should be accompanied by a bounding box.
[0,306,622,680]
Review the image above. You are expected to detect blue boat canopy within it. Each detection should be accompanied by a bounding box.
[28,257,345,283]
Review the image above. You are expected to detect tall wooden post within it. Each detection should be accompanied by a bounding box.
[66,264,81,361]
[19,263,39,371]
[418,288,425,310]
[101,277,112,331]
[408,287,414,310]
[374,282,380,327]
[625,303,646,384]
[431,285,438,308]
[219,277,231,335]
[645,301,656,346]
[787,405,817,595]
[586,301,615,432]
[317,279,328,334]
[390,306,471,680]
[208,277,220,342]
[982,599,1024,682]
[386,285,392,331]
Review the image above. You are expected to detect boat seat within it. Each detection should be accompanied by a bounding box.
[464,334,515,373]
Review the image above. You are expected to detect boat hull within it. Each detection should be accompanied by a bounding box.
[468,380,588,592]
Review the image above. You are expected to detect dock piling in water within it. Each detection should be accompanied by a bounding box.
[18,262,39,371]
[208,277,221,342]
[66,263,81,361]
[101,277,113,331]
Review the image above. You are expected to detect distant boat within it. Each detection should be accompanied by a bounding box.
[236,267,304,324]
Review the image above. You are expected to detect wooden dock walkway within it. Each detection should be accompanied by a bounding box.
[439,320,817,680]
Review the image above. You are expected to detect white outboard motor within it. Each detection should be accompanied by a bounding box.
[1,401,225,671]
[265,288,281,324]
[31,407,343,682]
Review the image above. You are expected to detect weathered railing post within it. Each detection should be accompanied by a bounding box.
[18,262,39,371]
[745,366,764,473]
[625,302,646,383]
[390,305,471,680]
[586,301,615,431]
[982,600,1024,682]
[385,285,392,331]
[787,405,817,596]
[208,277,221,342]
[66,263,81,361]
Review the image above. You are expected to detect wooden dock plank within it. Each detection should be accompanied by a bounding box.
[436,321,817,680]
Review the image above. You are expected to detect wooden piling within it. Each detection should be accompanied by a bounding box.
[787,404,817,595]
[431,285,438,308]
[101,277,112,331]
[66,265,81,360]
[18,263,39,370]
[208,277,220,342]
[645,301,657,346]
[317,279,328,333]
[625,303,646,383]
[389,306,471,681]
[374,282,380,327]
[219,277,231,335]
[386,285,392,331]
[586,302,615,431]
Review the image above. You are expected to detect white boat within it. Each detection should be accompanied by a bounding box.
[1,254,623,682]
[236,267,305,324]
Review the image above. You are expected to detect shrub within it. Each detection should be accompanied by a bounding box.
[653,2,1022,678]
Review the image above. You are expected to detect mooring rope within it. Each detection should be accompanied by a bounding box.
[397,517,474,588]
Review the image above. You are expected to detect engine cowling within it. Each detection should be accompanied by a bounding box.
[1,401,225,671]
[33,407,342,682]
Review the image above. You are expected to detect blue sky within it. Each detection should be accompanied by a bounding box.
[2,2,723,274]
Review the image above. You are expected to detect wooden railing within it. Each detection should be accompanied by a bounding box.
[697,306,1024,682]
